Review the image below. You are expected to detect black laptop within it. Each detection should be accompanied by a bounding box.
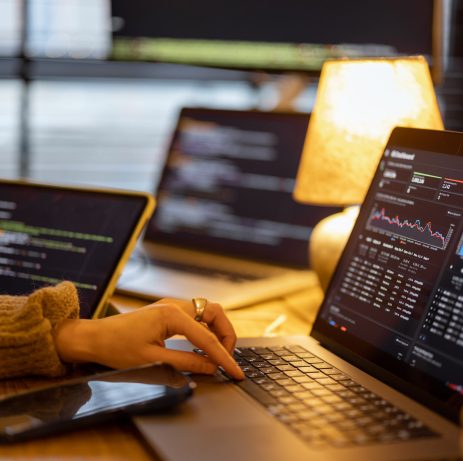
[0,180,154,318]
[134,127,463,460]
[117,107,339,309]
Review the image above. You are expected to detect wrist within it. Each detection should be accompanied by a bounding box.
[54,318,101,364]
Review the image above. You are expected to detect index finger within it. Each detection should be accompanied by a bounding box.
[167,308,244,380]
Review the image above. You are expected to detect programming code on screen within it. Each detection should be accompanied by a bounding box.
[0,185,145,318]
[146,111,339,267]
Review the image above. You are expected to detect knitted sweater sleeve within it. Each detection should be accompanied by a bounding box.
[0,282,80,379]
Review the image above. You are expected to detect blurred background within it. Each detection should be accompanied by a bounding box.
[0,0,462,193]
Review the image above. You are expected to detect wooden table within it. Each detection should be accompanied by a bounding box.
[0,287,323,460]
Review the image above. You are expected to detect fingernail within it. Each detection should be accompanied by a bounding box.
[235,364,245,380]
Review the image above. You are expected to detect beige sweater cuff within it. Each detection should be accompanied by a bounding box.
[0,282,80,379]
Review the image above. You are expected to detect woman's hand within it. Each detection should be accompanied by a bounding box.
[54,298,244,380]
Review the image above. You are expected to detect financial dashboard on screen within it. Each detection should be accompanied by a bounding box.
[314,129,463,415]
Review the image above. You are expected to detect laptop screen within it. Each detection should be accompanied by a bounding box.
[312,127,463,422]
[0,181,152,318]
[144,108,339,267]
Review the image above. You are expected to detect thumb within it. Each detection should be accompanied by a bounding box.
[147,347,217,375]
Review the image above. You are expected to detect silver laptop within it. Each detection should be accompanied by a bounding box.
[133,127,463,460]
[117,108,339,309]
[0,179,154,318]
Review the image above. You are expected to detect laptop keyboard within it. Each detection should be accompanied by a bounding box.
[146,256,265,282]
[231,345,438,448]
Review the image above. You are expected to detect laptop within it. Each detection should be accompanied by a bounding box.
[133,127,463,460]
[117,107,339,309]
[0,179,154,318]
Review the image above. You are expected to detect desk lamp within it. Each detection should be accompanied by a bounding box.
[294,56,444,291]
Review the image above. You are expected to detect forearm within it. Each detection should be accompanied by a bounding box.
[54,318,102,364]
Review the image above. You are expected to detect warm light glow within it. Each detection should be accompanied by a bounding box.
[294,56,443,206]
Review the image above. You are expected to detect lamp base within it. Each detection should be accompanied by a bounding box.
[309,206,359,292]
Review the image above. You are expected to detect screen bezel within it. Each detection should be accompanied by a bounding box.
[310,127,463,423]
[0,179,154,319]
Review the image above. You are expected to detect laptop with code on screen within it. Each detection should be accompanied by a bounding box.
[0,180,154,318]
[117,107,339,309]
[134,128,463,460]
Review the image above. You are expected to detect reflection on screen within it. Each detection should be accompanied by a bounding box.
[0,364,189,436]
[75,382,165,417]
[0,184,146,318]
[319,145,463,398]
[145,109,339,267]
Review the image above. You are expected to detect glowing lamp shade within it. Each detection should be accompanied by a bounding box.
[294,56,444,206]
[293,56,444,291]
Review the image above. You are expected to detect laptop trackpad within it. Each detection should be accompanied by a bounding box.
[133,374,313,461]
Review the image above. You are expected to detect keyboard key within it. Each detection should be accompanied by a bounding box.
[329,373,349,381]
[268,359,287,366]
[290,361,309,368]
[294,391,313,400]
[280,355,300,362]
[322,368,341,375]
[296,352,315,359]
[316,377,337,386]
[260,353,279,361]
[245,370,265,379]
[302,382,323,391]
[322,395,343,404]
[285,370,305,378]
[277,364,296,372]
[268,346,286,354]
[267,372,286,380]
[293,376,313,384]
[286,345,309,354]
[307,372,326,380]
[325,384,345,392]
[236,348,257,357]
[252,361,269,368]
[311,362,331,369]
[314,405,333,415]
[253,377,270,385]
[288,402,306,412]
[311,389,332,397]
[275,378,294,387]
[297,366,318,373]
[278,396,297,405]
[250,347,270,355]
[260,367,278,374]
[304,357,326,364]
[286,384,305,393]
[269,389,289,398]
[237,379,277,406]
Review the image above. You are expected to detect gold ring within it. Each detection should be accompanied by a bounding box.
[192,297,208,322]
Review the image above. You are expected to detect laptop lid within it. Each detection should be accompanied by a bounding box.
[143,107,340,268]
[311,127,463,423]
[0,180,154,318]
